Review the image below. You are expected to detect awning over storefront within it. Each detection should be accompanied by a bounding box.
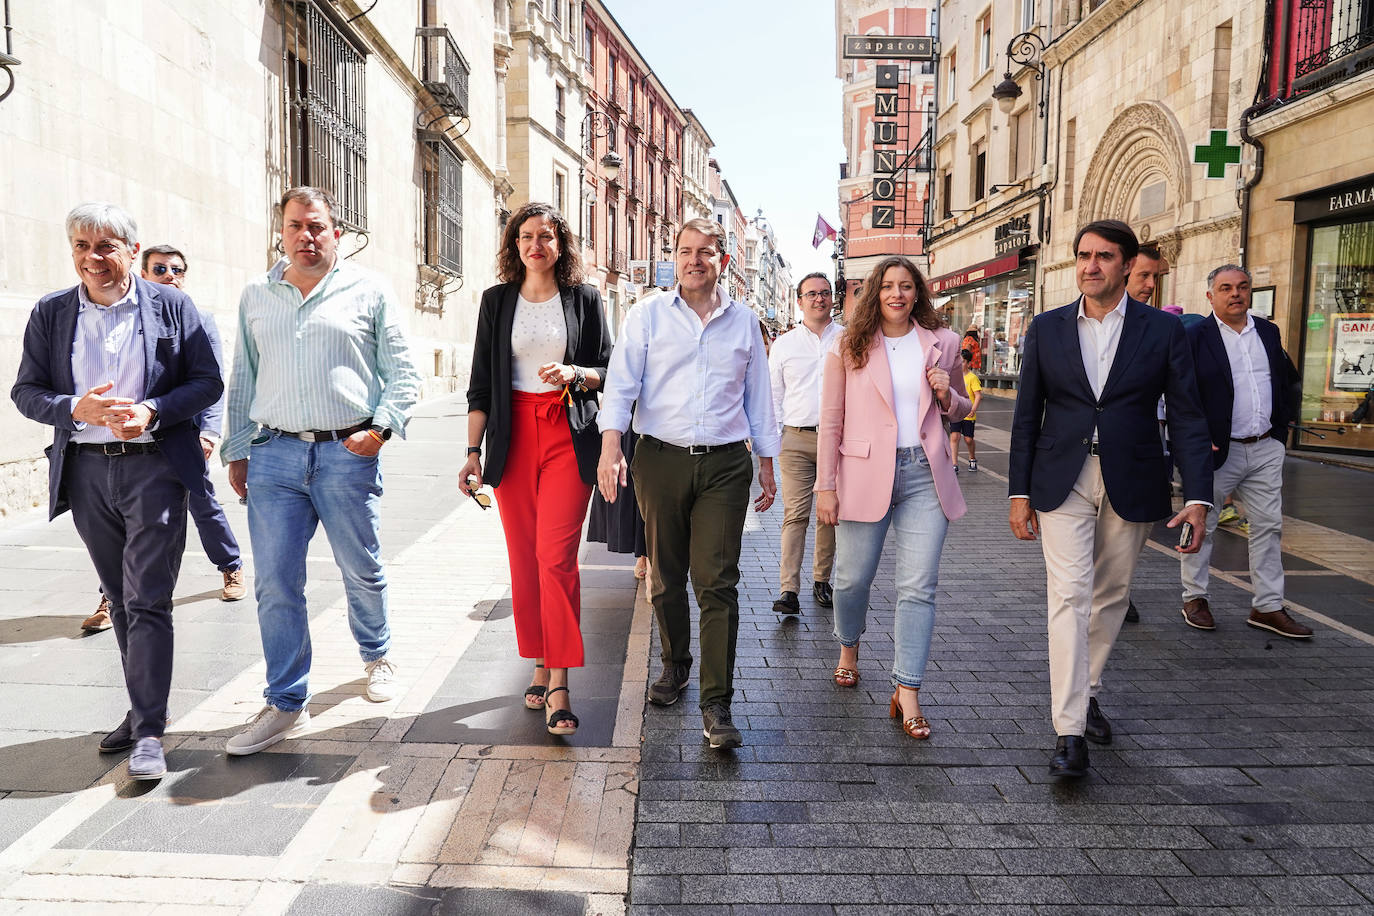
[1280,172,1374,224]
[928,251,1023,294]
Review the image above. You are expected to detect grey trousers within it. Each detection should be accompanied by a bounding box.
[1180,436,1286,612]
[67,449,187,740]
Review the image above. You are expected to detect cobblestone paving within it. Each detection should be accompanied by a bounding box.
[629,402,1374,913]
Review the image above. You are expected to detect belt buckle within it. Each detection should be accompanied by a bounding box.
[688,444,710,456]
[101,442,127,456]
[297,430,320,442]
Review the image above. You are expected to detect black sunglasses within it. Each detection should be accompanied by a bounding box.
[151,264,186,277]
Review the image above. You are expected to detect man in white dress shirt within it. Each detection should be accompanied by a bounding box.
[1179,265,1308,637]
[598,217,779,750]
[767,272,841,616]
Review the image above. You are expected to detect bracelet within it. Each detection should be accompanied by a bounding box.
[573,366,588,392]
[366,429,386,445]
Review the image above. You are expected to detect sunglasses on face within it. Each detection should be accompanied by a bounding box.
[151,264,186,277]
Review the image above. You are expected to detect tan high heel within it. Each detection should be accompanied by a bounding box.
[889,688,931,740]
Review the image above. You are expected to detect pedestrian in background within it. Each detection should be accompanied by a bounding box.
[948,347,982,473]
[598,217,778,750]
[816,256,969,739]
[768,272,841,617]
[463,201,612,737]
[12,202,223,780]
[223,186,420,756]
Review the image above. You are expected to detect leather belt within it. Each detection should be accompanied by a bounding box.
[1230,432,1269,444]
[72,441,160,456]
[786,425,818,432]
[266,421,370,442]
[641,434,746,456]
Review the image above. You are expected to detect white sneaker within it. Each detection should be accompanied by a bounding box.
[365,657,398,702]
[225,705,310,756]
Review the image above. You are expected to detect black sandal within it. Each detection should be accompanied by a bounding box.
[545,686,579,736]
[524,664,547,710]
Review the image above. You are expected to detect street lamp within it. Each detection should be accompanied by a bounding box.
[991,31,1047,117]
[578,110,622,245]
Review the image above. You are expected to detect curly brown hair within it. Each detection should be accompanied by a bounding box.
[497,201,584,288]
[841,256,940,370]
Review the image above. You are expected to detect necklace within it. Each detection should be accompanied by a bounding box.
[884,333,908,355]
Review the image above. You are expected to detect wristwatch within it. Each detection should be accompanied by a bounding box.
[572,366,588,392]
[466,446,482,456]
[368,425,392,441]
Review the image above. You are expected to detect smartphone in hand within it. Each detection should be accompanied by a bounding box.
[1178,521,1194,550]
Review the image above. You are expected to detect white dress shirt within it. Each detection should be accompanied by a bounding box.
[1214,313,1273,439]
[599,284,780,457]
[1077,292,1128,403]
[768,319,842,430]
[70,279,153,444]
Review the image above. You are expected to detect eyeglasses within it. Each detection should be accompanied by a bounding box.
[800,290,833,301]
[151,264,186,277]
[466,488,492,510]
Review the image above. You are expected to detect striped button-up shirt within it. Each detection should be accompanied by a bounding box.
[222,257,421,461]
[70,279,153,444]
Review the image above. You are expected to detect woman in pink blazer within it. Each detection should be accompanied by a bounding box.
[816,256,970,740]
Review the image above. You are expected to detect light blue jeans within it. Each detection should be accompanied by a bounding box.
[832,447,948,688]
[246,432,390,711]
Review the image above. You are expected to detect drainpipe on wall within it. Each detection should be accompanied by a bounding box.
[1237,102,1265,270]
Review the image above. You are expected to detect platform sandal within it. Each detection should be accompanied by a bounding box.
[545,686,579,736]
[832,666,860,688]
[524,663,547,710]
[889,688,931,740]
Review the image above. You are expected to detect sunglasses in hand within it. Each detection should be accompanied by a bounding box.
[463,478,492,510]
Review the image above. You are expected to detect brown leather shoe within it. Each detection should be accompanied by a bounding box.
[81,595,113,632]
[221,568,247,601]
[1247,607,1313,639]
[1181,597,1215,630]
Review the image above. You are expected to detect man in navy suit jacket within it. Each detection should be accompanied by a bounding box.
[1179,265,1310,638]
[11,203,222,781]
[1009,219,1213,778]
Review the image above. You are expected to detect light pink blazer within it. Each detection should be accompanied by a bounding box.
[816,323,970,523]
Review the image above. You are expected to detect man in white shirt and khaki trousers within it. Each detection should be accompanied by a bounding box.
[768,272,842,616]
[598,217,779,750]
[1009,219,1213,778]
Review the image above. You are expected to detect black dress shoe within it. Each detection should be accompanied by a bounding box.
[812,581,833,608]
[772,591,800,615]
[1124,601,1139,623]
[99,712,134,754]
[1084,697,1113,745]
[1049,735,1088,777]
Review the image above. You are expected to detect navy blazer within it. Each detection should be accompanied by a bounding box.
[1009,296,1213,523]
[11,277,224,519]
[1187,314,1299,469]
[466,282,613,487]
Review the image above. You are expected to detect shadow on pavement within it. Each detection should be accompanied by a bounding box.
[0,615,94,645]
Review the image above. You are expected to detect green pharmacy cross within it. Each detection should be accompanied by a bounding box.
[1194,130,1240,179]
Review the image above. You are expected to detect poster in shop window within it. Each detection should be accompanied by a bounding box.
[1330,313,1374,391]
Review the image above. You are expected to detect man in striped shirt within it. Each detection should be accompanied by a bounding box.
[221,187,421,756]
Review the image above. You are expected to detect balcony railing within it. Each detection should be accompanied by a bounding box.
[611,249,628,273]
[629,177,643,200]
[1285,0,1374,96]
[651,192,664,214]
[417,27,470,120]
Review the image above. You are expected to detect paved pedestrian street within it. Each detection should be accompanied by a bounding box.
[2,393,1373,913]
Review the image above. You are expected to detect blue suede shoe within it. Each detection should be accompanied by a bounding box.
[128,737,167,781]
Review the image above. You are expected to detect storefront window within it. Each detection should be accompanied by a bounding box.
[1298,218,1374,451]
[936,264,1035,377]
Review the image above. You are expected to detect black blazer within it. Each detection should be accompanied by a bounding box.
[1187,314,1299,469]
[466,282,612,486]
[1009,296,1213,523]
[11,278,224,519]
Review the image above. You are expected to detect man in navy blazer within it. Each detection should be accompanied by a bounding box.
[11,203,222,781]
[1009,219,1213,777]
[1179,265,1310,638]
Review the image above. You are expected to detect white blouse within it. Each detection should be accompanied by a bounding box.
[884,332,924,448]
[511,291,567,393]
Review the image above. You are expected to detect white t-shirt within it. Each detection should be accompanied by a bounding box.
[884,332,924,448]
[511,291,567,393]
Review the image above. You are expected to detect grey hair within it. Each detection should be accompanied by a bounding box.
[1207,263,1251,287]
[65,203,139,246]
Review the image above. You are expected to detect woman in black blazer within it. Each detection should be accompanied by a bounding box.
[462,201,612,737]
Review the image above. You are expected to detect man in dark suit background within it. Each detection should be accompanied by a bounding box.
[11,203,222,781]
[1179,265,1310,638]
[1009,219,1213,777]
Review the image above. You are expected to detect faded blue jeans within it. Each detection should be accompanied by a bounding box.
[832,447,948,688]
[246,432,390,712]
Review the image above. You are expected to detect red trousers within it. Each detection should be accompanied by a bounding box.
[494,390,592,668]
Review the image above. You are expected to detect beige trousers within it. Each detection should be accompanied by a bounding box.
[1037,456,1151,736]
[777,426,835,593]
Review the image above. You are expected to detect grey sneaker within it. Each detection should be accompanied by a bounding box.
[702,704,743,749]
[128,737,167,780]
[226,705,310,756]
[365,657,399,702]
[647,662,691,706]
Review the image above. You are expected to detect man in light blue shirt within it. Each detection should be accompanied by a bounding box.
[598,217,778,750]
[222,187,420,756]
